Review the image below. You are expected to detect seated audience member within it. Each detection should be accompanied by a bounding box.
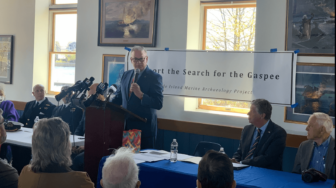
[52,86,83,134]
[19,84,56,128]
[231,99,287,171]
[0,84,19,121]
[197,150,236,188]
[292,112,335,180]
[101,147,141,188]
[18,118,94,188]
[0,109,19,188]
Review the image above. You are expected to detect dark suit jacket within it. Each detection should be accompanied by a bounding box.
[292,137,335,180]
[51,104,83,134]
[0,159,18,188]
[19,98,56,128]
[111,66,163,149]
[233,120,287,171]
[74,110,85,136]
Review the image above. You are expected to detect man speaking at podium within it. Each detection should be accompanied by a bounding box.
[111,46,163,149]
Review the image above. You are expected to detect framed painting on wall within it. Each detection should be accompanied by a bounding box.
[102,54,125,89]
[284,62,335,125]
[285,0,335,56]
[0,35,13,84]
[98,0,158,47]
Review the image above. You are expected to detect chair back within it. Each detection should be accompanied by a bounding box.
[193,141,221,157]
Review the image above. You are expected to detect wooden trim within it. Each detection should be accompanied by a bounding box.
[11,100,307,148]
[297,62,335,67]
[158,118,307,148]
[202,6,207,50]
[204,4,256,9]
[201,1,256,4]
[198,98,249,114]
[11,101,26,111]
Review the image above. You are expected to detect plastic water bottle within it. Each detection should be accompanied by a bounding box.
[170,139,178,162]
[33,116,39,130]
[219,147,225,154]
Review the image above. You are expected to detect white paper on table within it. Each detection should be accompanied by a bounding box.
[232,163,249,168]
[134,159,146,164]
[139,150,194,161]
[133,153,167,162]
[180,157,202,164]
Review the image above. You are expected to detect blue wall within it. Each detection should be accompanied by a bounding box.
[16,109,298,172]
[154,129,298,172]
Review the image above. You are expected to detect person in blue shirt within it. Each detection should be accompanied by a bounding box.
[293,112,335,180]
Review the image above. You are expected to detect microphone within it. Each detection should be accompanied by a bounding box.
[55,80,82,101]
[133,69,140,83]
[106,84,118,101]
[83,82,108,108]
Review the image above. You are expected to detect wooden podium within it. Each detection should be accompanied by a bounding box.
[84,101,145,184]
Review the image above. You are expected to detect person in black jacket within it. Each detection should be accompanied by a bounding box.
[231,99,287,171]
[52,86,83,134]
[19,84,56,128]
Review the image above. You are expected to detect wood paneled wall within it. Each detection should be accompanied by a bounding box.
[12,100,307,148]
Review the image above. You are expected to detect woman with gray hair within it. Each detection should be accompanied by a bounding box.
[0,84,19,121]
[18,118,94,188]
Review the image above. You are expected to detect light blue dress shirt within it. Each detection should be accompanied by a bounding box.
[309,135,331,173]
[249,120,270,159]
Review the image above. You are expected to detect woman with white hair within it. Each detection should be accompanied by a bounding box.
[18,118,94,188]
[0,84,19,121]
[101,147,141,188]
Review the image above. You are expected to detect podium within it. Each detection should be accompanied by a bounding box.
[84,102,146,183]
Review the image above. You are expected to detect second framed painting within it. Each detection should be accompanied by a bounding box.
[98,0,158,47]
[285,0,335,56]
[102,54,126,88]
[284,62,335,125]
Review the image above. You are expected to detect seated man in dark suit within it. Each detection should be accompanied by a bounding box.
[19,84,56,128]
[292,112,335,179]
[232,99,287,171]
[0,109,19,188]
[52,86,83,134]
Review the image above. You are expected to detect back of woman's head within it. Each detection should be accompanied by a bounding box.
[31,117,72,172]
[198,150,234,188]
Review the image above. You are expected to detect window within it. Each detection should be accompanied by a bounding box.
[49,11,77,94]
[199,3,256,114]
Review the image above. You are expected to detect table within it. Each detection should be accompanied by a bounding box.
[96,155,334,188]
[5,127,85,147]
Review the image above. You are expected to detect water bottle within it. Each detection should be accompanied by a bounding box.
[170,139,178,162]
[219,147,225,154]
[33,116,39,130]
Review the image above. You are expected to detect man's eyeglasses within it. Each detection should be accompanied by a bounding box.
[131,57,147,63]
